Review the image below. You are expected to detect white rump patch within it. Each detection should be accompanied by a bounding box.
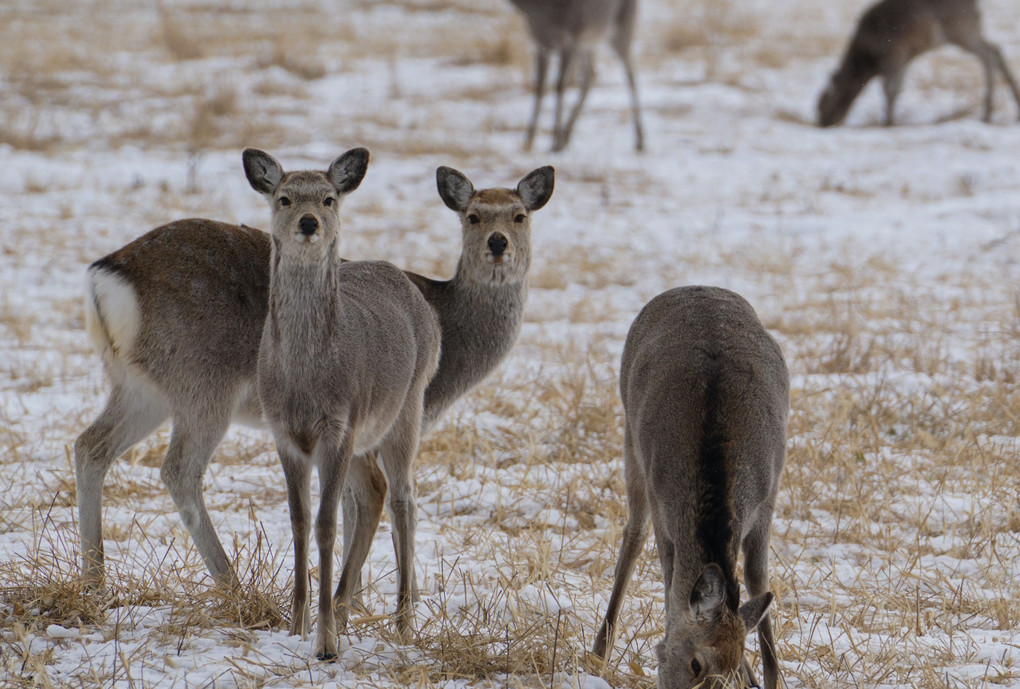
[85,267,141,362]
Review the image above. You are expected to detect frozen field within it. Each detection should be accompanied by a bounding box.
[1,0,1019,686]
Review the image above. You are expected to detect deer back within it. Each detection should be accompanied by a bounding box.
[86,219,270,420]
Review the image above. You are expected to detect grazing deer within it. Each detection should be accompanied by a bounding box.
[817,0,1020,127]
[243,147,441,657]
[591,287,788,689]
[74,164,554,596]
[507,0,644,152]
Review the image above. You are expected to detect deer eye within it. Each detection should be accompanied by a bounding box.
[467,214,480,225]
[279,197,292,207]
[323,197,335,207]
[690,658,702,677]
[513,213,525,223]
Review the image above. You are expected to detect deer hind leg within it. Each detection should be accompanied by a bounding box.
[524,48,551,151]
[159,410,236,586]
[592,428,649,661]
[611,35,644,151]
[742,509,779,689]
[556,50,595,152]
[337,451,387,613]
[75,384,168,588]
[377,404,426,639]
[975,41,1015,121]
[954,35,1016,122]
[552,46,578,152]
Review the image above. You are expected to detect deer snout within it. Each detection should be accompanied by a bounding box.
[298,215,319,236]
[487,233,508,256]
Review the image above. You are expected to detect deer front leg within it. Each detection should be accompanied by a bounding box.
[280,449,312,639]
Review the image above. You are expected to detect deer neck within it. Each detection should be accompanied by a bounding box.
[420,266,527,430]
[266,243,344,359]
[667,531,742,617]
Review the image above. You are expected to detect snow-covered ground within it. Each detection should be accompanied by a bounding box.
[2,0,1019,686]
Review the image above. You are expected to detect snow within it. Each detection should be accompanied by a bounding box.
[2,0,1020,686]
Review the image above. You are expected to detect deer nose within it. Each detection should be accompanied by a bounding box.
[488,233,508,256]
[298,215,318,236]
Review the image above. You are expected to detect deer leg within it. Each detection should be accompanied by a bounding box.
[742,511,779,689]
[592,429,649,661]
[552,47,577,152]
[337,451,387,612]
[524,48,551,151]
[957,38,1016,122]
[985,41,1020,120]
[75,386,168,588]
[371,398,427,640]
[612,39,645,151]
[313,436,353,662]
[278,448,312,639]
[556,50,595,152]
[160,412,236,587]
[977,45,998,122]
[881,63,907,126]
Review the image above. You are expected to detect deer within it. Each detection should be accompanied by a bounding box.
[591,286,788,689]
[74,162,554,601]
[817,0,1020,127]
[506,0,644,152]
[242,147,441,658]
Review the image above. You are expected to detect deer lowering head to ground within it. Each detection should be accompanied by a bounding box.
[817,0,1020,127]
[507,0,644,152]
[591,286,788,689]
[74,162,553,596]
[243,147,440,659]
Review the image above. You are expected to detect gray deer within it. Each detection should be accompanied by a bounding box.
[340,164,555,603]
[507,0,644,151]
[74,164,554,596]
[591,286,788,689]
[243,147,440,658]
[818,0,1020,127]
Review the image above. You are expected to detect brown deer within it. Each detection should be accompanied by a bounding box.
[591,286,788,689]
[818,0,1020,127]
[74,164,554,599]
[507,0,644,151]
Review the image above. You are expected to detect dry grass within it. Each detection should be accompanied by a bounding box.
[3,0,1020,686]
[8,260,1016,686]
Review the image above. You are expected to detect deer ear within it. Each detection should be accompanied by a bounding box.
[243,148,284,196]
[689,564,726,623]
[436,166,475,212]
[739,591,773,632]
[517,166,554,211]
[328,148,370,194]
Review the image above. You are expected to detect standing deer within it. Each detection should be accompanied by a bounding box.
[74,163,554,595]
[243,147,440,657]
[507,0,644,152]
[591,286,788,689]
[817,0,1020,127]
[339,164,554,604]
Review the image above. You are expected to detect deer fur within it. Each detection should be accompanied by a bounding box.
[817,0,1020,127]
[339,165,554,604]
[244,147,441,658]
[507,0,644,152]
[591,286,788,689]
[74,166,554,597]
